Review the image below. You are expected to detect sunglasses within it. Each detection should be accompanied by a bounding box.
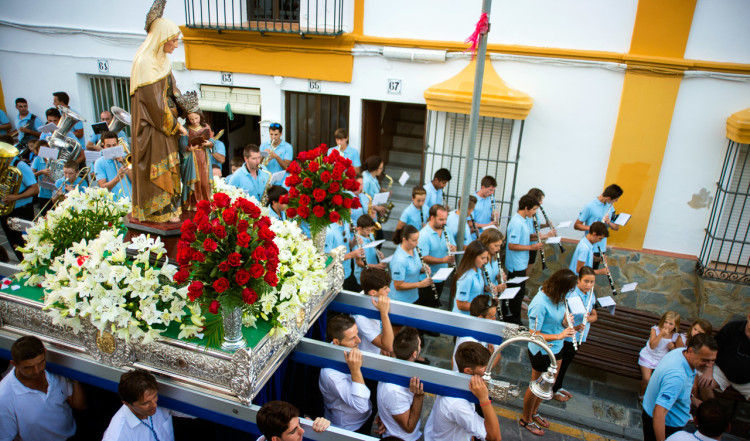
[269,123,281,129]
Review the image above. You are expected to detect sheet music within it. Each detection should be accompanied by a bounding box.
[362,239,385,249]
[372,192,389,206]
[597,296,616,315]
[614,213,631,226]
[39,123,58,134]
[621,282,638,292]
[102,146,125,160]
[381,255,393,264]
[506,276,529,284]
[270,170,286,185]
[499,287,520,299]
[449,251,465,255]
[260,150,269,158]
[84,151,102,164]
[567,296,586,324]
[398,171,409,186]
[545,236,562,244]
[432,267,454,283]
[556,220,572,229]
[38,146,59,160]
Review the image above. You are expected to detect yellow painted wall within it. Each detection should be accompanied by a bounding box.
[0,77,6,113]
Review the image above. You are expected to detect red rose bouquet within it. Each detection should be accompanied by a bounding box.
[174,193,280,315]
[281,144,361,236]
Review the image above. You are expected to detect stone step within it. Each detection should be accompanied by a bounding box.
[395,121,425,138]
[387,149,423,168]
[392,135,424,152]
[397,106,427,124]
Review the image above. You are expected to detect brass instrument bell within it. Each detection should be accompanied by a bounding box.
[0,142,24,216]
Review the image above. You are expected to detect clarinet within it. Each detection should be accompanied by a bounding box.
[491,195,497,226]
[495,252,509,320]
[469,213,480,239]
[539,205,565,253]
[598,245,617,296]
[532,215,548,270]
[419,208,425,227]
[350,223,367,270]
[579,290,595,347]
[443,228,455,269]
[481,263,497,300]
[564,299,579,351]
[415,246,442,307]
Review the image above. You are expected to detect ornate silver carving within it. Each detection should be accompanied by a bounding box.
[221,306,246,351]
[229,348,254,404]
[486,379,521,402]
[312,229,327,255]
[79,321,135,368]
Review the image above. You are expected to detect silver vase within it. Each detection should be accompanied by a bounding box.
[312,228,327,255]
[221,305,246,351]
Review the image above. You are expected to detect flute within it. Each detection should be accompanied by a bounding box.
[598,245,617,296]
[415,246,441,307]
[539,205,565,253]
[532,215,548,270]
[601,203,612,222]
[564,299,578,351]
[443,228,455,269]
[579,290,595,347]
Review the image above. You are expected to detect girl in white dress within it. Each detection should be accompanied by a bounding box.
[638,310,681,398]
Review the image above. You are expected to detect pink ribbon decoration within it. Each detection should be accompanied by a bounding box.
[464,12,490,59]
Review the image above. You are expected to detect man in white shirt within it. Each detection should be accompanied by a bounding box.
[665,399,730,441]
[451,295,497,372]
[103,369,180,441]
[425,341,501,441]
[356,267,394,356]
[256,400,330,441]
[318,314,372,433]
[377,327,426,441]
[0,335,86,441]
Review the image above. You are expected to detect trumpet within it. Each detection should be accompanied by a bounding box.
[378,173,395,223]
[565,299,578,351]
[539,205,565,253]
[579,290,595,347]
[598,245,617,296]
[415,246,441,307]
[532,215,548,270]
[263,140,279,167]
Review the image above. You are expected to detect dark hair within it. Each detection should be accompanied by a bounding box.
[231,156,244,167]
[11,335,45,363]
[541,269,578,304]
[578,266,596,278]
[118,369,158,404]
[0,135,13,144]
[691,319,713,337]
[269,122,283,133]
[45,107,61,119]
[453,240,489,292]
[357,214,376,229]
[411,185,426,198]
[434,168,451,182]
[334,128,348,139]
[695,398,730,437]
[243,144,260,157]
[470,294,498,318]
[15,97,28,105]
[479,228,504,250]
[64,160,79,171]
[257,401,299,439]
[602,184,623,199]
[458,195,478,211]
[327,314,356,343]
[428,204,447,219]
[455,341,491,373]
[267,185,288,205]
[687,333,718,352]
[517,194,538,211]
[364,156,383,172]
[360,267,391,294]
[480,175,497,188]
[393,327,420,360]
[527,188,545,202]
[589,221,609,237]
[53,92,70,105]
[393,224,418,245]
[101,131,119,142]
[33,139,49,150]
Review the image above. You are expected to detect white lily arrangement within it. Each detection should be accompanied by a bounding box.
[41,230,203,344]
[17,187,131,286]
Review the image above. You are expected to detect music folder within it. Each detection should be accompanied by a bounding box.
[91,122,108,135]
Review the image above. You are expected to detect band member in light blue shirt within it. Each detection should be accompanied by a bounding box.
[227,144,270,202]
[569,222,611,277]
[14,98,43,146]
[362,156,386,219]
[417,205,455,308]
[266,185,288,221]
[504,195,543,325]
[452,241,490,315]
[52,92,85,150]
[397,186,428,232]
[447,195,478,247]
[95,131,131,201]
[473,175,497,231]
[424,168,451,210]
[574,184,623,267]
[259,122,293,186]
[389,225,431,304]
[329,128,361,173]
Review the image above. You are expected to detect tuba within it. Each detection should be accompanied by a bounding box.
[0,143,24,216]
[45,106,86,186]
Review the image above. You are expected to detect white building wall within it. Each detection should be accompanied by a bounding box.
[643,77,750,255]
[685,0,750,64]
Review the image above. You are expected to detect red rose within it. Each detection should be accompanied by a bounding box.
[298,206,310,218]
[237,219,249,233]
[213,192,230,208]
[333,162,345,174]
[218,261,230,272]
[196,200,211,213]
[182,230,196,243]
[332,195,343,206]
[289,161,302,174]
[320,171,332,183]
[332,170,343,181]
[285,175,301,187]
[176,246,192,265]
[299,194,311,206]
[308,161,320,173]
[288,186,300,198]
[298,151,309,161]
[193,210,207,224]
[286,207,297,218]
[279,195,289,205]
[212,224,227,239]
[246,203,261,219]
[237,232,252,248]
[181,220,196,233]
[329,211,340,223]
[313,206,325,218]
[192,250,206,262]
[345,166,356,179]
[328,182,340,193]
[252,246,267,261]
[235,269,251,285]
[222,208,238,225]
[351,197,361,209]
[212,277,230,293]
[265,241,279,255]
[257,216,272,229]
[198,220,212,234]
[342,157,353,168]
[208,300,220,314]
[173,268,189,284]
[264,271,279,286]
[187,281,204,300]
[343,198,353,209]
[343,179,357,191]
[227,252,242,267]
[302,177,313,188]
[248,263,264,278]
[203,238,218,252]
[242,288,258,305]
[313,188,326,202]
[258,227,275,241]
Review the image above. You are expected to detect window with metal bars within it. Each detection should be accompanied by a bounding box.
[285,91,349,153]
[422,111,524,229]
[697,140,750,284]
[89,75,131,137]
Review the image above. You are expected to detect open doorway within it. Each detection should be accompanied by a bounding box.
[203,112,261,177]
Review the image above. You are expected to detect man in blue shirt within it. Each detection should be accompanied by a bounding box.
[574,184,623,268]
[642,333,718,441]
[424,168,451,210]
[568,221,610,276]
[329,128,361,173]
[0,108,10,135]
[396,186,428,231]
[473,175,498,231]
[447,195,478,247]
[0,142,39,261]
[227,144,271,202]
[417,205,455,308]
[85,110,128,151]
[52,92,85,155]
[208,138,226,174]
[14,98,43,147]
[259,122,293,187]
[95,131,132,201]
[504,194,543,325]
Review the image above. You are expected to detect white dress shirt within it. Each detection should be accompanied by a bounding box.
[102,404,175,441]
[424,395,487,441]
[319,367,371,431]
[354,314,382,355]
[377,382,422,441]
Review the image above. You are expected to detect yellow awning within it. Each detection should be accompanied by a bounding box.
[424,58,533,120]
[726,107,750,144]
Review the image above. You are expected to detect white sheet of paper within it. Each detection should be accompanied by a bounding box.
[372,192,389,206]
[270,170,286,185]
[499,287,520,300]
[506,276,529,284]
[40,181,57,191]
[546,236,562,244]
[597,296,617,315]
[614,213,631,226]
[483,225,499,230]
[556,220,572,229]
[84,151,102,164]
[39,123,58,134]
[381,255,393,264]
[102,145,125,160]
[38,146,59,160]
[363,239,385,249]
[450,251,465,255]
[432,267,454,283]
[621,282,638,292]
[567,296,586,324]
[398,171,409,186]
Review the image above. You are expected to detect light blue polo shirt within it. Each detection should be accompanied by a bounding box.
[327,145,361,168]
[446,210,475,246]
[527,213,541,245]
[643,348,695,427]
[527,289,566,355]
[94,157,131,201]
[325,222,352,279]
[350,193,369,225]
[226,164,270,202]
[353,233,378,284]
[389,246,423,304]
[399,203,428,230]
[565,286,595,343]
[55,176,88,194]
[473,191,493,225]
[578,198,615,250]
[506,212,531,272]
[268,208,286,221]
[12,159,38,208]
[362,171,380,198]
[418,225,454,274]
[485,258,500,284]
[30,156,53,199]
[453,268,485,315]
[259,140,292,175]
[424,181,443,210]
[0,109,10,135]
[14,113,43,138]
[569,236,595,274]
[209,139,226,170]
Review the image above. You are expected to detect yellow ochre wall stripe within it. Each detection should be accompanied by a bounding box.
[0,77,6,113]
[603,0,698,250]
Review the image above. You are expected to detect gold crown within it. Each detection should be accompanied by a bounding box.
[176,91,200,114]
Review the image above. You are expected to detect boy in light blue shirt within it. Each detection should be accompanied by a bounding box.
[54,160,88,203]
[328,128,361,173]
[473,175,498,231]
[574,184,624,268]
[424,168,451,210]
[396,186,428,232]
[504,195,543,325]
[569,221,610,276]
